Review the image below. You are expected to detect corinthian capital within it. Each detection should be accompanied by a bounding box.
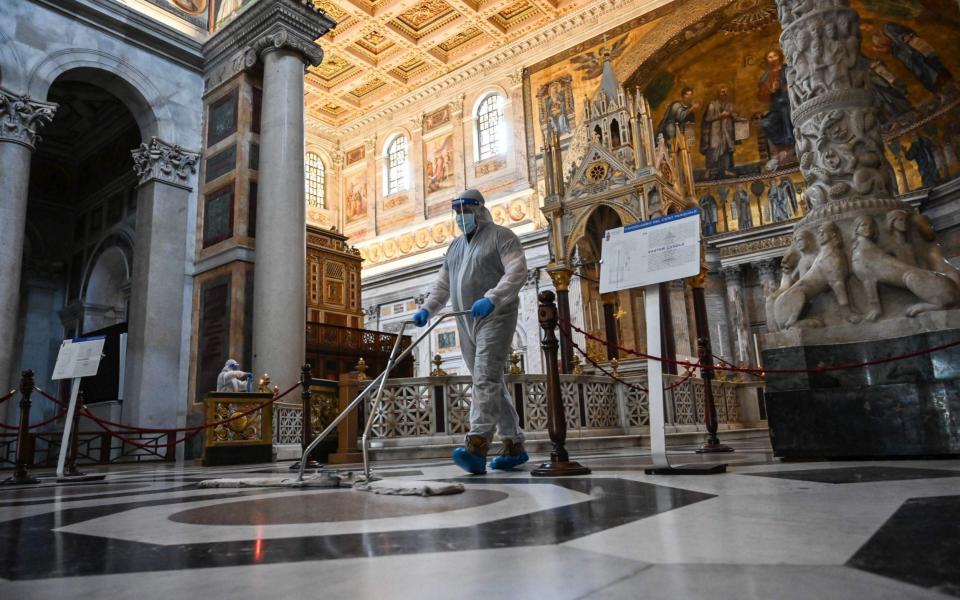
[243,27,325,68]
[131,137,200,188]
[0,87,57,150]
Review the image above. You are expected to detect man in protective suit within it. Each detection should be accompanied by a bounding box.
[414,189,528,474]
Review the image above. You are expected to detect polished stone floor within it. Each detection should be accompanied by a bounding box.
[1,439,958,599]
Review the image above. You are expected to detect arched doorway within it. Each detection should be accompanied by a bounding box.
[8,71,142,423]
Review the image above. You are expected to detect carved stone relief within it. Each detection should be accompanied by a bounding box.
[767,0,960,329]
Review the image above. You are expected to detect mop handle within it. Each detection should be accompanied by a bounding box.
[297,310,470,481]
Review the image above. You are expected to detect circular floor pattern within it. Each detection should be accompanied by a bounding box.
[168,488,509,525]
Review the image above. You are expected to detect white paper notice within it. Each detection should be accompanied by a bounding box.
[599,208,702,293]
[51,336,106,380]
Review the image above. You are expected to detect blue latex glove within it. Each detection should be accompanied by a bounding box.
[471,297,495,318]
[412,308,430,327]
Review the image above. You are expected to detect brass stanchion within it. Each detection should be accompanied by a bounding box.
[3,370,39,485]
[532,291,590,477]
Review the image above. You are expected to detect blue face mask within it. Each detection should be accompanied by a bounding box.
[455,213,477,234]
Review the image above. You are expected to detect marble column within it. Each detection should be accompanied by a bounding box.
[669,280,693,356]
[252,46,311,389]
[722,265,753,367]
[756,259,780,298]
[0,87,56,395]
[125,138,199,428]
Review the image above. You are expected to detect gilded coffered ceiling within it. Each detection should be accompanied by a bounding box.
[305,0,589,127]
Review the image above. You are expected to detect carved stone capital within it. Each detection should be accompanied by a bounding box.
[363,136,377,152]
[722,264,743,287]
[0,87,57,150]
[756,258,780,283]
[204,0,335,91]
[449,94,465,118]
[131,137,200,188]
[506,67,524,88]
[243,27,324,68]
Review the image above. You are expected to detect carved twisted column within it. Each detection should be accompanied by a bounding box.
[0,88,56,395]
[770,0,960,327]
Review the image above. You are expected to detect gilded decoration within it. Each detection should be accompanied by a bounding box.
[309,385,339,434]
[350,78,386,98]
[396,0,456,31]
[719,233,793,258]
[204,392,273,447]
[438,26,482,52]
[359,196,535,268]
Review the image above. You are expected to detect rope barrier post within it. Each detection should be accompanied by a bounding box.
[290,363,321,471]
[532,291,590,477]
[691,269,734,454]
[547,265,574,374]
[2,370,39,486]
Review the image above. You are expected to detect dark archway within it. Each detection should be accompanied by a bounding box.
[10,71,142,421]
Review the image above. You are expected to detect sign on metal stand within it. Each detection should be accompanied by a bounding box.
[52,336,108,482]
[600,208,726,474]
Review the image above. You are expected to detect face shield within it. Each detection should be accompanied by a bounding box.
[452,195,481,234]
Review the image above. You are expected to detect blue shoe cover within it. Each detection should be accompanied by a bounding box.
[490,450,529,471]
[453,447,487,475]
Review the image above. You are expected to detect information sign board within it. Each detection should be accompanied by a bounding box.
[599,208,702,294]
[52,336,106,380]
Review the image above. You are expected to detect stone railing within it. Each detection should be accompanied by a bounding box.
[267,372,756,451]
[362,373,748,442]
[272,402,303,445]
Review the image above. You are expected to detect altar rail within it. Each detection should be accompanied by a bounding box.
[273,373,753,448]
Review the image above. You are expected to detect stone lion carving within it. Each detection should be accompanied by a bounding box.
[851,215,959,321]
[773,222,860,329]
[765,230,817,331]
[912,213,960,288]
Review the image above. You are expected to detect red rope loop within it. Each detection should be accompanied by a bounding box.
[559,318,960,375]
[0,408,69,431]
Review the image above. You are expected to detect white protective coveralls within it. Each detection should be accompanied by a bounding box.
[422,202,527,444]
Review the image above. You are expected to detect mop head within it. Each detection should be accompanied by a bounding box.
[197,471,343,489]
[353,477,465,496]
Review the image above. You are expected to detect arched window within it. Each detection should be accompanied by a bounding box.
[385,135,408,195]
[305,152,325,208]
[476,93,504,161]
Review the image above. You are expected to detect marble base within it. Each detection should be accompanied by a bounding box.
[761,323,960,459]
[202,444,273,466]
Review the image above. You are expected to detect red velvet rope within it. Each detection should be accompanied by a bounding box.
[24,384,299,451]
[559,326,700,393]
[560,318,960,375]
[0,408,69,431]
[78,384,298,451]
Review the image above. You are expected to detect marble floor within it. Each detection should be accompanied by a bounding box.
[1,439,958,599]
